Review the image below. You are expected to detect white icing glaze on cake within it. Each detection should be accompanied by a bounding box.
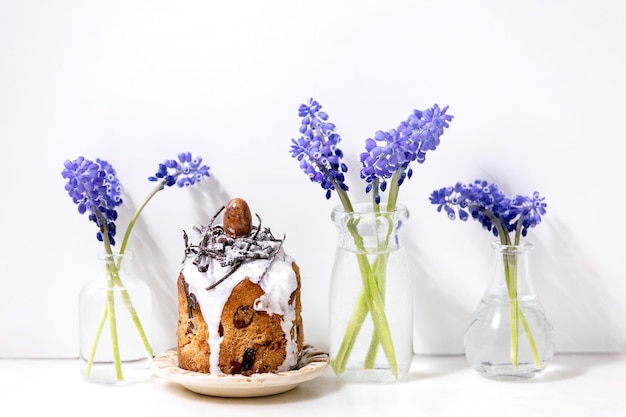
[181,247,299,374]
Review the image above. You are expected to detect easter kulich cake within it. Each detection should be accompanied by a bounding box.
[176,198,304,375]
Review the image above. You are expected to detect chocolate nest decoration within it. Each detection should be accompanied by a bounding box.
[182,206,285,292]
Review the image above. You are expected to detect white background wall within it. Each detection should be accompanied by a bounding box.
[1,0,625,358]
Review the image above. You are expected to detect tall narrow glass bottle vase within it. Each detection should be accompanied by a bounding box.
[329,203,413,383]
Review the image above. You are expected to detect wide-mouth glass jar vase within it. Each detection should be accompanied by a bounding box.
[329,202,413,383]
[79,252,153,384]
[464,241,555,379]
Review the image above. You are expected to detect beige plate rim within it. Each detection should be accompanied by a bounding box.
[152,345,330,398]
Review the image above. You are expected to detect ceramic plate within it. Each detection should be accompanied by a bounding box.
[152,344,330,397]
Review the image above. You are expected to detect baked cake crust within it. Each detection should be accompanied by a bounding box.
[176,198,304,375]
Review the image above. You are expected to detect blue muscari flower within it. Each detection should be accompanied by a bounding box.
[360,104,453,201]
[399,104,453,161]
[62,157,123,245]
[64,152,211,247]
[510,191,547,236]
[148,152,211,188]
[290,98,349,200]
[429,179,547,240]
[430,180,509,236]
[360,129,414,198]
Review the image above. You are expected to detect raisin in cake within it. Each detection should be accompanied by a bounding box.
[176,198,304,375]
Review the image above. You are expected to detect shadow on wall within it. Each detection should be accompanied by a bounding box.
[408,236,472,355]
[535,219,625,353]
[408,217,626,356]
[121,177,231,354]
[188,174,232,226]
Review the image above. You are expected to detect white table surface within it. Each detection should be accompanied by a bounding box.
[1,354,624,417]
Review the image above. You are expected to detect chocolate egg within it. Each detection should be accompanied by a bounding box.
[223,198,252,237]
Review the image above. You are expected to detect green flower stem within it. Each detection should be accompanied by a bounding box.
[84,300,108,376]
[109,274,153,358]
[332,250,395,375]
[84,258,153,380]
[84,251,153,380]
[503,252,519,367]
[331,186,399,378]
[332,218,398,376]
[385,170,403,213]
[489,214,541,369]
[364,252,389,368]
[334,253,391,374]
[112,179,169,359]
[332,290,369,374]
[84,232,123,379]
[363,264,398,378]
[84,199,156,380]
[118,178,171,256]
[363,170,400,367]
[111,180,170,360]
[502,251,541,367]
[105,257,123,380]
[84,215,116,377]
[520,309,542,367]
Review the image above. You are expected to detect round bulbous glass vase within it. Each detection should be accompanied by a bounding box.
[329,202,413,383]
[79,252,153,385]
[464,241,555,380]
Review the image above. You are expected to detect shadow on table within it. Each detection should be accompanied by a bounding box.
[526,353,625,383]
[401,353,626,384]
[458,353,625,384]
[403,354,468,382]
[159,368,341,405]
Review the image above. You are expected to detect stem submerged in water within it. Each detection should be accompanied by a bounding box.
[84,212,153,381]
[331,198,401,379]
[500,243,542,369]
